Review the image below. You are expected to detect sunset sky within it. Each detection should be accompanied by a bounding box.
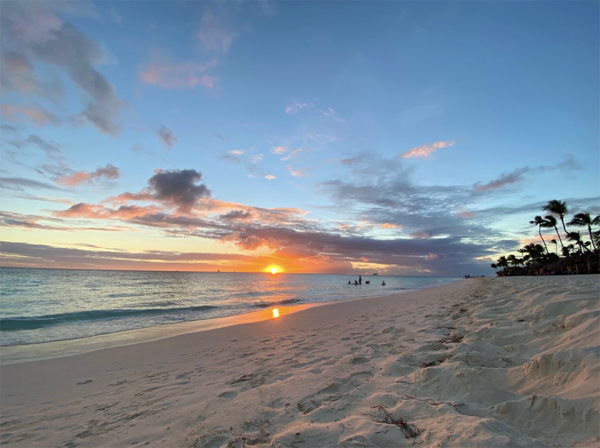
[1,1,598,276]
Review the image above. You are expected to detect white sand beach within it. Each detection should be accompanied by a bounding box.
[1,276,599,447]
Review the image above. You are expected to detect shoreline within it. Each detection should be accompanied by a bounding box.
[1,276,598,447]
[0,280,460,365]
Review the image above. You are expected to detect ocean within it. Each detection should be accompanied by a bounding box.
[0,267,460,347]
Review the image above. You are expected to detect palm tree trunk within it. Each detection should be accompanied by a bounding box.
[554,226,564,249]
[560,216,568,235]
[587,224,597,250]
[538,225,548,253]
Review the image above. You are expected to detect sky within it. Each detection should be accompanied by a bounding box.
[0,1,598,276]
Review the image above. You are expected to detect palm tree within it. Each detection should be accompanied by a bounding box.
[530,216,549,253]
[491,263,497,272]
[566,231,591,253]
[543,200,569,235]
[542,215,564,250]
[550,239,558,255]
[568,212,597,250]
[496,256,509,270]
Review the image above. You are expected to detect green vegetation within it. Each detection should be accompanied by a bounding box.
[492,200,599,276]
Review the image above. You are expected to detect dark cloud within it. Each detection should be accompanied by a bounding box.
[220,210,252,221]
[157,124,177,149]
[148,169,210,212]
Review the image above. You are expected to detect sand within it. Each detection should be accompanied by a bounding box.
[1,276,599,447]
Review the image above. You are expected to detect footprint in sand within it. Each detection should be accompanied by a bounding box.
[218,390,239,399]
[76,380,93,385]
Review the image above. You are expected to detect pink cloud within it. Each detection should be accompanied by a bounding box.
[410,230,431,239]
[56,164,119,187]
[265,175,276,180]
[281,148,304,161]
[401,141,455,159]
[139,58,218,89]
[381,223,401,229]
[1,104,58,126]
[272,146,287,154]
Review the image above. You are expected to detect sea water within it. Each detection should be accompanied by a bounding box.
[0,268,460,346]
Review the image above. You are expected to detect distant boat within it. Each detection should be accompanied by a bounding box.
[372,273,378,275]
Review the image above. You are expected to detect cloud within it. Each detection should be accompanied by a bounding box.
[1,3,122,135]
[229,150,244,156]
[473,157,584,192]
[265,175,276,180]
[157,124,177,149]
[401,141,455,159]
[219,154,242,164]
[473,167,529,192]
[286,165,306,177]
[1,104,59,126]
[271,146,287,154]
[56,164,120,187]
[139,57,218,89]
[0,241,262,271]
[197,11,235,53]
[147,169,211,212]
[98,169,211,214]
[214,133,229,142]
[410,230,431,239]
[30,24,122,135]
[219,210,253,221]
[285,101,314,114]
[0,176,66,191]
[281,148,304,161]
[456,210,474,219]
[9,135,61,157]
[381,223,401,229]
[131,144,155,157]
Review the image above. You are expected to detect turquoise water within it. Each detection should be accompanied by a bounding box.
[0,268,459,346]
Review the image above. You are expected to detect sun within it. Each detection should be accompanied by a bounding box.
[265,265,283,274]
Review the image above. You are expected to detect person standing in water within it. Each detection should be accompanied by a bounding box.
[359,275,362,285]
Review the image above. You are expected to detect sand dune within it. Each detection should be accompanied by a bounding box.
[1,276,599,447]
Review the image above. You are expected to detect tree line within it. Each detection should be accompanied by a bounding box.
[492,200,599,275]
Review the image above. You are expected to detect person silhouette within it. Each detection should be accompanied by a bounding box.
[359,275,362,285]
[381,281,386,286]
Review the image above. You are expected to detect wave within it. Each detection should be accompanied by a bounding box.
[252,298,303,308]
[0,305,218,332]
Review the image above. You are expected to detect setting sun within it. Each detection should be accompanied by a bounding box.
[271,267,278,274]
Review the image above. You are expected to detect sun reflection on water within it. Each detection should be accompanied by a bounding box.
[272,308,279,318]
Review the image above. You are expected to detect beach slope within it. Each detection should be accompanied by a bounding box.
[1,276,599,447]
